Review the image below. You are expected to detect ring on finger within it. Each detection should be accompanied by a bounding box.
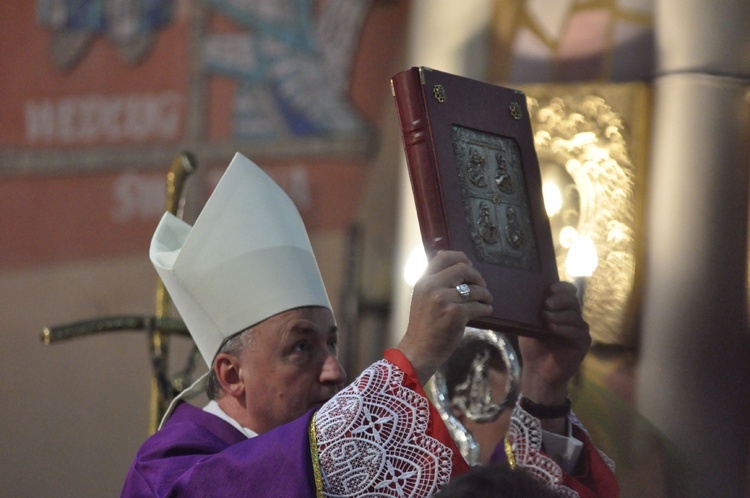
[455,283,471,302]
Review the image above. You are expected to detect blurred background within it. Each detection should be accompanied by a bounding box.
[1,1,748,496]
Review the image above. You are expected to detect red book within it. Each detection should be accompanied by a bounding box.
[391,66,558,336]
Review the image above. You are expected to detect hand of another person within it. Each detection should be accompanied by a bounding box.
[519,281,591,408]
[398,251,493,385]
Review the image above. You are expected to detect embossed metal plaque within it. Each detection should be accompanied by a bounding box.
[452,125,539,272]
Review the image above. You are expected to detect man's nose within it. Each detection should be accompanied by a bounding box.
[320,353,347,386]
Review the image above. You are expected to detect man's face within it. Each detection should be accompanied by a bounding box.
[238,306,346,434]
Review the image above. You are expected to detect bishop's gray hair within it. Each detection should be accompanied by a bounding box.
[206,327,255,400]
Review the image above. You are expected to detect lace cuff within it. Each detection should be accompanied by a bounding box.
[313,359,454,497]
[509,400,580,498]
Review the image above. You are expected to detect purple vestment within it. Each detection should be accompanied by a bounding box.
[121,401,317,497]
[122,354,469,497]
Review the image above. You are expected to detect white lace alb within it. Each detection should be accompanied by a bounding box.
[315,360,453,497]
[509,402,616,498]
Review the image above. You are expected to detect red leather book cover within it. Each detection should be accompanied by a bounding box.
[391,67,558,337]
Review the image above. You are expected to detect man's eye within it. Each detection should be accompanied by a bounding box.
[328,339,338,352]
[293,341,311,353]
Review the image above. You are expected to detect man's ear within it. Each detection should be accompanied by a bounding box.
[214,353,244,399]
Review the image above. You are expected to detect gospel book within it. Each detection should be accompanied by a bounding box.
[391,66,558,337]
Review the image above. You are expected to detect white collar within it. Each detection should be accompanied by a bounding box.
[203,400,258,439]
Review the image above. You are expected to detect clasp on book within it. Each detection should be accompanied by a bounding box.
[433,84,446,103]
[509,102,523,120]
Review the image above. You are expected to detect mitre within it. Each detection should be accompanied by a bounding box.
[150,152,331,367]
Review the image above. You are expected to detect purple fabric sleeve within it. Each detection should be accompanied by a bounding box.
[121,402,317,497]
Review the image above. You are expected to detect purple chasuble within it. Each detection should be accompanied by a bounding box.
[121,401,317,497]
[488,439,511,468]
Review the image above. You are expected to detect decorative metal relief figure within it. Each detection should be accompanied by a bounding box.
[504,206,525,249]
[494,154,515,194]
[476,201,500,244]
[466,148,488,187]
[429,328,521,467]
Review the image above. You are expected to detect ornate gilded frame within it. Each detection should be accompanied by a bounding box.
[517,83,651,346]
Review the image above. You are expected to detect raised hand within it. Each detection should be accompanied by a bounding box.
[398,250,493,385]
[519,280,591,427]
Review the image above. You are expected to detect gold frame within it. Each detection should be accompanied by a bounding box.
[516,83,651,346]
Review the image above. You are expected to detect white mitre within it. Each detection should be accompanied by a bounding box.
[149,152,331,368]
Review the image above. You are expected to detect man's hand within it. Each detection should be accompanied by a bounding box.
[519,281,591,414]
[398,251,493,385]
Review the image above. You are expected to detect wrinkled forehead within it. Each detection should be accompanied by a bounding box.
[251,305,337,337]
[215,305,336,357]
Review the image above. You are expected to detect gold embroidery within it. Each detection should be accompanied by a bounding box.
[504,436,516,470]
[308,413,324,498]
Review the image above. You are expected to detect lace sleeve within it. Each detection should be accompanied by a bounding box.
[509,402,581,498]
[312,359,454,497]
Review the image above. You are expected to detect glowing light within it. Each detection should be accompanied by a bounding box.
[571,131,597,147]
[403,245,427,286]
[543,181,563,217]
[565,235,598,277]
[559,226,578,249]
